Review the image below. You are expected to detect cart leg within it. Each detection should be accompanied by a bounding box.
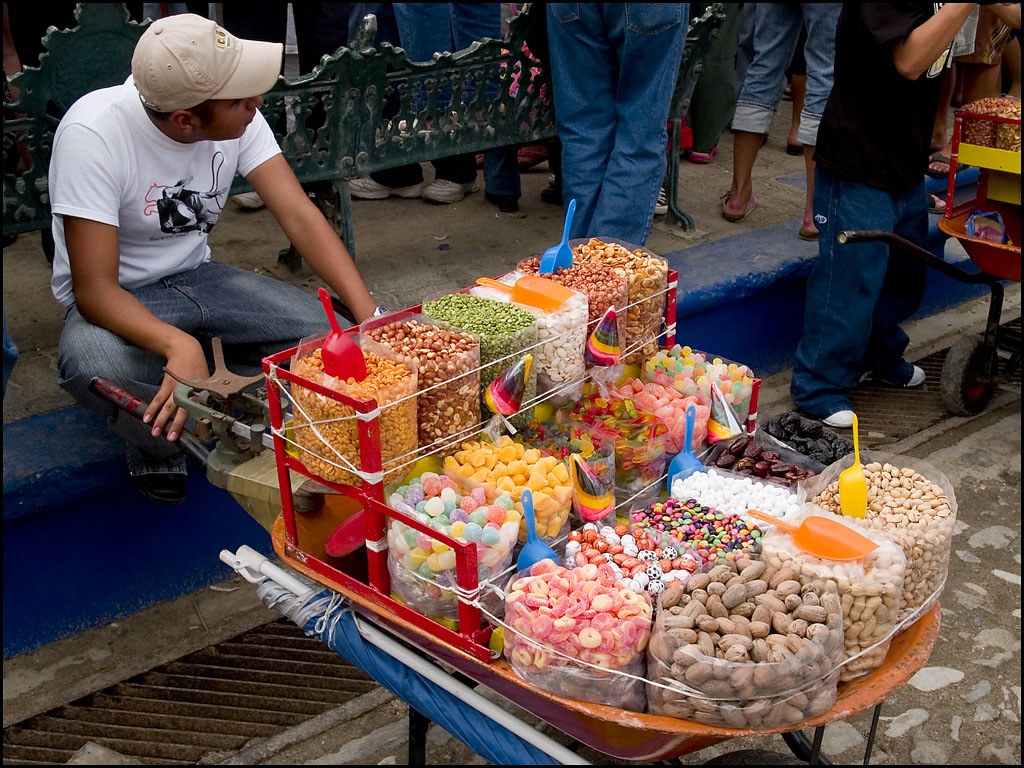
[408,707,429,765]
[863,703,882,766]
[981,281,1005,381]
[782,727,832,765]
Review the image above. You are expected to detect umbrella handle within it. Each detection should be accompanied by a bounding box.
[745,508,795,533]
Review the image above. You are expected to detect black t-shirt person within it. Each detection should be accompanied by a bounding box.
[815,3,948,196]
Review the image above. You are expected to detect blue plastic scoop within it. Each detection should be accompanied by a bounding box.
[666,405,705,493]
[516,489,559,572]
[539,199,576,274]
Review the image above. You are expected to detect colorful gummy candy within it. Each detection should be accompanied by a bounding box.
[386,472,521,607]
[504,558,652,674]
[566,523,700,596]
[629,497,762,566]
[643,345,754,421]
[610,377,710,453]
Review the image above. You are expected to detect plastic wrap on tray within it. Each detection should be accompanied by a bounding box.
[422,293,538,429]
[503,559,651,711]
[571,238,668,364]
[760,505,906,681]
[646,557,844,728]
[362,311,480,449]
[470,279,589,402]
[442,436,572,543]
[290,336,418,486]
[385,473,516,620]
[801,451,957,628]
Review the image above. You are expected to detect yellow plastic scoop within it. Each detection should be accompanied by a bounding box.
[838,412,867,518]
[475,275,574,312]
[746,509,878,561]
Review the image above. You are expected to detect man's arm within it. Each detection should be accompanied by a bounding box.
[64,216,210,441]
[246,155,378,323]
[892,3,978,80]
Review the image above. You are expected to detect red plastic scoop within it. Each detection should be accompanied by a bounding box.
[318,288,366,381]
[745,509,878,561]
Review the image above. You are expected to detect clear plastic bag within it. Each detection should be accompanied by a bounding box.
[760,505,906,681]
[503,560,652,711]
[289,335,418,486]
[646,558,844,728]
[642,347,755,425]
[361,311,480,450]
[422,293,538,429]
[800,451,957,629]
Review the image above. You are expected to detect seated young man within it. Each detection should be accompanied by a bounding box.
[49,13,383,504]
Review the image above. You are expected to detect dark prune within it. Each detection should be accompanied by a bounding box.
[715,452,738,468]
[743,441,763,459]
[760,450,781,462]
[786,469,810,483]
[770,461,795,475]
[765,421,786,439]
[752,460,771,477]
[728,435,752,456]
[736,457,756,471]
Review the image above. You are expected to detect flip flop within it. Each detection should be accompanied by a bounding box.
[721,191,757,222]
[925,151,951,178]
[798,226,819,241]
[928,193,946,214]
[687,146,718,164]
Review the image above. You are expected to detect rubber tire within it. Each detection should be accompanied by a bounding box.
[940,335,993,416]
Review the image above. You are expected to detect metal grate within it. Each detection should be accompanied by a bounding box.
[849,317,1020,448]
[2,620,377,765]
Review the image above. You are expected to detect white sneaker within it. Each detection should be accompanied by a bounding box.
[349,176,423,200]
[823,409,854,429]
[654,187,669,215]
[859,364,926,388]
[231,191,265,209]
[905,365,926,387]
[421,178,480,204]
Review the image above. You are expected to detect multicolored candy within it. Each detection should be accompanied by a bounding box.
[570,453,614,522]
[486,354,532,415]
[585,305,620,366]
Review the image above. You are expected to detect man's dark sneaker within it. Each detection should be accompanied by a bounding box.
[132,472,187,504]
[540,182,562,206]
[485,192,519,212]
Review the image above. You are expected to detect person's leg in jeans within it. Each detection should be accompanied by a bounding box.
[547,3,620,239]
[733,2,757,100]
[862,181,929,382]
[589,3,687,244]
[791,168,898,419]
[3,305,19,399]
[725,3,802,220]
[795,2,841,238]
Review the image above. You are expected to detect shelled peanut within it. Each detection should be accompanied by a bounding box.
[363,320,480,449]
[291,350,418,486]
[811,462,955,622]
[572,238,668,364]
[646,557,844,729]
[761,531,904,681]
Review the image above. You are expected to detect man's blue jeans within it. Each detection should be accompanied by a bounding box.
[57,262,333,473]
[791,169,928,418]
[547,3,687,245]
[733,3,840,146]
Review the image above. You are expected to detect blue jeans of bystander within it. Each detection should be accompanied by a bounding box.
[547,3,687,244]
[57,262,333,473]
[733,3,840,146]
[790,169,929,418]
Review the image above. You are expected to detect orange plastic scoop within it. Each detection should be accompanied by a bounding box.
[745,508,878,561]
[475,275,574,312]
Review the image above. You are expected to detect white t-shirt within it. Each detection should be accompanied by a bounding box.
[49,78,281,307]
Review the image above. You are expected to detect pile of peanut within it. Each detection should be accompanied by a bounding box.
[572,238,668,364]
[647,557,843,729]
[363,320,480,449]
[761,527,905,682]
[291,350,418,486]
[812,462,954,623]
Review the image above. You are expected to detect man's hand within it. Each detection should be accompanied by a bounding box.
[143,334,210,442]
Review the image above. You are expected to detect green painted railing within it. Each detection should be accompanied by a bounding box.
[3,3,724,253]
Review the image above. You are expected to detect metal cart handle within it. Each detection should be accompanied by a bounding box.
[837,229,1001,287]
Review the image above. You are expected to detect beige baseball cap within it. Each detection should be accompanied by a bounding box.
[132,13,282,112]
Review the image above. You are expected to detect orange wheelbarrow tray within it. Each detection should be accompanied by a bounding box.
[271,514,940,764]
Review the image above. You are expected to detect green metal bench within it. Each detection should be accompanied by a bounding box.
[3,3,725,256]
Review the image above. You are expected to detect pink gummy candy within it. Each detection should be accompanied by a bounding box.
[550,595,569,618]
[439,475,459,492]
[471,487,487,505]
[460,496,478,513]
[531,613,554,639]
[422,477,442,496]
[486,506,506,524]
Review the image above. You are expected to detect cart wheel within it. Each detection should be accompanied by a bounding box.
[941,335,993,416]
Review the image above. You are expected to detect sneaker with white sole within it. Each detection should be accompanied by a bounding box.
[823,409,854,429]
[421,178,480,204]
[654,187,669,215]
[349,176,423,200]
[859,364,926,388]
[231,191,265,209]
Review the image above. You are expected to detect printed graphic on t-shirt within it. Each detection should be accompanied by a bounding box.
[142,152,226,236]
